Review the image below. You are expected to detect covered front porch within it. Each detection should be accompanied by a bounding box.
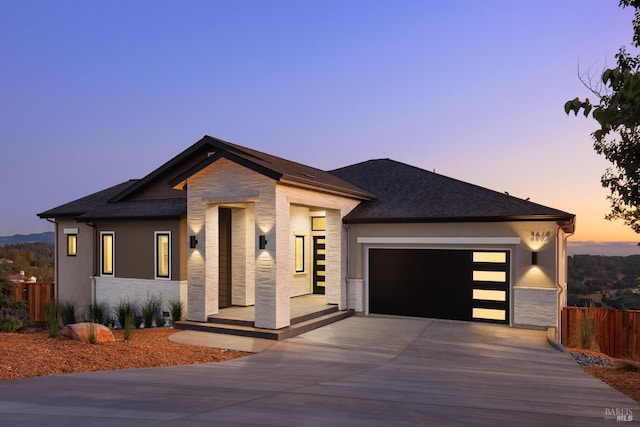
[175,295,354,340]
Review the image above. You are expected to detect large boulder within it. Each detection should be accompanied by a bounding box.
[60,322,115,343]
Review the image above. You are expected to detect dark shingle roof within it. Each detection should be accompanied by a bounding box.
[38,139,574,228]
[38,180,185,220]
[330,159,575,224]
[116,136,374,202]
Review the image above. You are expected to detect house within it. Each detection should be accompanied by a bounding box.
[8,271,36,283]
[38,136,575,333]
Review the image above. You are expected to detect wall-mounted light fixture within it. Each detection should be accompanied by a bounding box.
[189,235,198,249]
[531,251,538,265]
[530,231,551,244]
[259,235,268,250]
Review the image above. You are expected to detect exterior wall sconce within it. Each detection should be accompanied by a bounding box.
[530,231,551,244]
[189,235,198,249]
[531,251,538,265]
[259,235,268,250]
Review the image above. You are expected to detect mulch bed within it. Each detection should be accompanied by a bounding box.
[0,328,250,382]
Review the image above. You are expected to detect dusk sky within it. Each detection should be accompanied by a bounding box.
[2,0,640,248]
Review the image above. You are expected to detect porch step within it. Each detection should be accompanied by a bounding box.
[174,309,354,340]
[203,304,341,327]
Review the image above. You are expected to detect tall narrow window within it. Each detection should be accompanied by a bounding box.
[155,232,171,279]
[67,234,77,257]
[295,235,305,273]
[101,232,114,276]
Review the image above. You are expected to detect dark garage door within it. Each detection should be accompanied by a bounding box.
[369,249,509,324]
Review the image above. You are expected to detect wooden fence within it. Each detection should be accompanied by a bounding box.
[562,306,640,359]
[7,282,55,323]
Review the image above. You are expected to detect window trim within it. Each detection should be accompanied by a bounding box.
[295,235,305,273]
[100,231,115,276]
[66,234,77,257]
[154,231,171,280]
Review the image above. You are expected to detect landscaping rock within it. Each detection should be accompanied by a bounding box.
[571,351,614,367]
[60,322,115,343]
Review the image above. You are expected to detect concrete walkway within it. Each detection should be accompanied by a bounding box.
[0,317,638,426]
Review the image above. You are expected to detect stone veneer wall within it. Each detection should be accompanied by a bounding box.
[513,287,558,328]
[184,157,361,328]
[185,158,271,322]
[95,277,187,320]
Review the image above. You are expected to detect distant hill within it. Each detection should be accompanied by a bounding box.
[568,254,640,310]
[568,241,640,256]
[0,232,54,246]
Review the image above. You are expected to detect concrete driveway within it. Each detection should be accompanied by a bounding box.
[0,317,637,426]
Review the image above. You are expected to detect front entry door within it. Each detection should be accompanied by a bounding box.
[218,208,232,308]
[313,236,326,294]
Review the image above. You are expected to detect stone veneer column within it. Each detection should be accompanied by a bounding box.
[204,204,220,316]
[325,209,343,307]
[187,194,205,321]
[254,190,291,329]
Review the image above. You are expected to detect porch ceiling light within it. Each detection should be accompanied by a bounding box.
[259,235,268,250]
[189,235,198,249]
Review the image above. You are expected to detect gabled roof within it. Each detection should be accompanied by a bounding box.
[330,159,575,228]
[115,135,374,202]
[38,138,575,230]
[37,180,186,221]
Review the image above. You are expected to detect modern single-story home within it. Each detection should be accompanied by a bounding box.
[38,136,575,333]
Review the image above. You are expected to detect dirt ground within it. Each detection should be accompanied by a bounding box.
[0,328,250,382]
[566,347,640,404]
[0,329,638,405]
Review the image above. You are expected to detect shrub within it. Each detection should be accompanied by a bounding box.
[134,313,143,329]
[88,301,109,325]
[114,299,137,329]
[0,275,26,311]
[571,303,607,350]
[60,301,77,326]
[122,312,134,341]
[88,321,97,345]
[141,295,162,328]
[168,298,183,325]
[44,300,61,337]
[0,307,29,332]
[154,313,166,327]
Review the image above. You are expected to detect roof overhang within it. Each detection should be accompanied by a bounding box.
[343,214,576,225]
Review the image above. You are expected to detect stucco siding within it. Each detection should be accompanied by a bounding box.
[95,219,185,281]
[347,221,559,290]
[347,220,565,330]
[55,219,95,309]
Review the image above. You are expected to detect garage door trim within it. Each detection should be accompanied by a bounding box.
[357,237,521,245]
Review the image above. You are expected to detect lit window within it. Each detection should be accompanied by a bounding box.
[311,217,326,231]
[472,252,506,263]
[472,289,506,301]
[472,308,506,321]
[473,270,507,282]
[295,235,305,272]
[101,232,114,276]
[67,234,77,257]
[155,232,170,279]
